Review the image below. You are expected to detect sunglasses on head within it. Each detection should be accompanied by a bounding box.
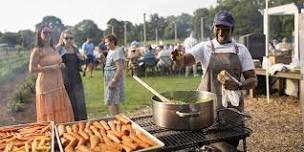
[64,37,73,40]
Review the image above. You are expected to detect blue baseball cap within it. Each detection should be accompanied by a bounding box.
[213,10,234,27]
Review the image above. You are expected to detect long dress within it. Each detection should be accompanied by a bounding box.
[104,48,125,105]
[35,48,74,123]
[60,47,87,121]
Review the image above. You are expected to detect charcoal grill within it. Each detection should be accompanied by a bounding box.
[131,114,252,152]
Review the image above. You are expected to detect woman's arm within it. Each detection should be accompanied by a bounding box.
[113,59,124,81]
[29,48,42,73]
[29,48,61,73]
[109,59,124,88]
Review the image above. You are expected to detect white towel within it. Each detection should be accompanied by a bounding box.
[222,89,242,107]
[269,63,286,75]
[220,71,242,107]
[267,56,300,75]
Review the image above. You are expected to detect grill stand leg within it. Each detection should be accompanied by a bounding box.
[242,138,247,152]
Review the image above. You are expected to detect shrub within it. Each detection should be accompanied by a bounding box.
[7,75,36,112]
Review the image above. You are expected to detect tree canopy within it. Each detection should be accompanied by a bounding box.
[2,0,304,48]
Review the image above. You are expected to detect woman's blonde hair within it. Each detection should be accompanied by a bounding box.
[56,30,76,48]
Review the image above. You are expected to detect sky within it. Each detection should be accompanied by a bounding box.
[0,0,217,32]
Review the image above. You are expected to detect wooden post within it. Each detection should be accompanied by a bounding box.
[299,14,304,133]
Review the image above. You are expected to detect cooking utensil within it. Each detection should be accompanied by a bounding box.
[133,75,171,103]
[152,91,216,130]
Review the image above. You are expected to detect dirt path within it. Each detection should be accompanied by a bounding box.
[0,71,35,126]
[245,95,304,152]
[131,95,304,152]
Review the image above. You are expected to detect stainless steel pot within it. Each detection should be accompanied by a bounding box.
[152,91,217,130]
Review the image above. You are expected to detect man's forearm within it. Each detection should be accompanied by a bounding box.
[240,77,257,90]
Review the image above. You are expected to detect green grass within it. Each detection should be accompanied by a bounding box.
[82,70,201,118]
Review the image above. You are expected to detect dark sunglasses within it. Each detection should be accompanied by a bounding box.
[64,37,73,40]
[43,31,52,34]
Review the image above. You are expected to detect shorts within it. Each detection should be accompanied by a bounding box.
[86,55,94,64]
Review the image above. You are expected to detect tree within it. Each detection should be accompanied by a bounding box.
[124,21,137,45]
[106,18,127,45]
[267,0,304,40]
[163,16,176,40]
[18,30,35,49]
[73,19,103,47]
[208,0,264,38]
[175,13,193,40]
[146,13,166,41]
[193,8,210,40]
[35,16,65,44]
[0,32,21,46]
[129,24,144,43]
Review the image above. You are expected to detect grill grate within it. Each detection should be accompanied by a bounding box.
[132,115,252,152]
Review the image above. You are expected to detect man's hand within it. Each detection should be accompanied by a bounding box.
[217,70,241,90]
[221,79,241,90]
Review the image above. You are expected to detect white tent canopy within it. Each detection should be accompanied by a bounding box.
[262,3,303,15]
[260,3,304,59]
[260,3,303,103]
[261,2,304,133]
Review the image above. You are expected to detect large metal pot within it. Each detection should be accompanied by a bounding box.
[152,91,217,130]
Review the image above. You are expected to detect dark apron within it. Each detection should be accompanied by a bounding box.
[61,50,87,121]
[198,41,244,146]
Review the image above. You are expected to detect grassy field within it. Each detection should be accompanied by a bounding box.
[82,70,201,118]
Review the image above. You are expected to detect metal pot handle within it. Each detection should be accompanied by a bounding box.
[217,107,251,119]
[176,111,200,118]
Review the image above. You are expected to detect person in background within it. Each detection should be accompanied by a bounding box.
[156,45,173,75]
[104,34,125,115]
[93,46,106,74]
[276,37,291,52]
[29,25,74,123]
[98,38,108,58]
[143,45,157,76]
[172,45,185,75]
[127,44,142,76]
[143,45,156,65]
[98,39,108,74]
[172,10,257,149]
[56,30,87,121]
[183,32,198,77]
[82,36,95,77]
[269,39,278,55]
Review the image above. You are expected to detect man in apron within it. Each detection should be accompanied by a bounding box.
[173,10,257,148]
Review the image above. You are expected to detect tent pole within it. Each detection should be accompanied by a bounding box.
[265,0,270,103]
